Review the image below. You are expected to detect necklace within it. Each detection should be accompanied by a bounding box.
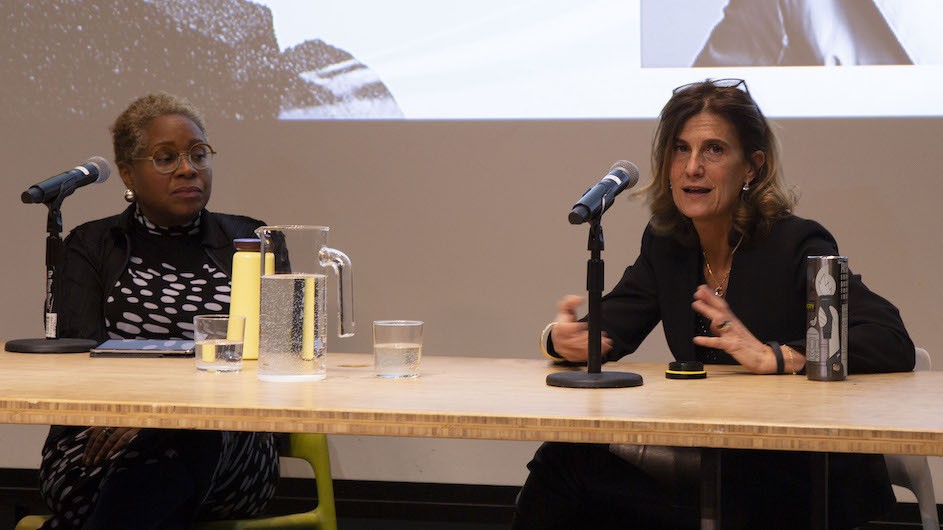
[703,234,744,297]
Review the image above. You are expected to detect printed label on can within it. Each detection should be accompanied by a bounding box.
[45,313,57,339]
[806,256,848,381]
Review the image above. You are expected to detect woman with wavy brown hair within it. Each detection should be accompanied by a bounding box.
[515,79,914,529]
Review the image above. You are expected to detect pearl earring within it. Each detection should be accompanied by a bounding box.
[124,189,136,202]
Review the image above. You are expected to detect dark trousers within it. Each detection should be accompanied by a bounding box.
[39,429,279,530]
[512,442,895,530]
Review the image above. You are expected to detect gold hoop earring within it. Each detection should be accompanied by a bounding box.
[124,189,136,202]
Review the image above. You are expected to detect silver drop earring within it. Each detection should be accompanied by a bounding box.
[742,181,750,192]
[124,189,136,202]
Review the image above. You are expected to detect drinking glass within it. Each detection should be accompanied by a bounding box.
[373,320,423,378]
[194,314,245,372]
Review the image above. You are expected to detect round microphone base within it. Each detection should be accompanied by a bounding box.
[546,370,643,389]
[5,338,97,354]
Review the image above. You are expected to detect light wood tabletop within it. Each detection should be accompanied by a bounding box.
[1,348,942,456]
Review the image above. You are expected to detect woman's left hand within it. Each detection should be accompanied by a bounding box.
[690,284,778,374]
[82,426,142,467]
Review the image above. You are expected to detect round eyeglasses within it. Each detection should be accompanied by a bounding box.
[132,143,216,174]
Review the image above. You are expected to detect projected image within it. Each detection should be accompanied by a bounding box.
[2,0,403,122]
[2,0,633,121]
[642,0,943,67]
[4,0,943,120]
[254,0,633,120]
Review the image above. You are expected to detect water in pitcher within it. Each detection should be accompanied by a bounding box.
[258,273,327,381]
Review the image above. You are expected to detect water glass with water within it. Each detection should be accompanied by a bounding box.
[194,314,245,372]
[373,320,423,378]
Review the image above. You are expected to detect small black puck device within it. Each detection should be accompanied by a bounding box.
[665,361,707,379]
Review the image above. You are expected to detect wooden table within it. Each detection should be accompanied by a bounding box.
[2,349,942,529]
[1,350,942,455]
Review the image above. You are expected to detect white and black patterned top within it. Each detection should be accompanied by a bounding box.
[104,208,232,340]
[39,207,280,529]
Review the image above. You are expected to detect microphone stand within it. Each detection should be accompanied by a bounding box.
[5,182,97,353]
[546,216,643,388]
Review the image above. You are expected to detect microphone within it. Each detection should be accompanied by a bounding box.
[568,160,639,224]
[21,156,112,204]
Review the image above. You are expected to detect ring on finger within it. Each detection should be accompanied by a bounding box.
[717,320,732,332]
[102,428,114,437]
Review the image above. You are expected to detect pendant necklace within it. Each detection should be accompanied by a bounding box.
[703,234,744,297]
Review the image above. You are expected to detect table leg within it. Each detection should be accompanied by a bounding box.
[811,452,829,530]
[701,450,830,529]
[700,448,722,530]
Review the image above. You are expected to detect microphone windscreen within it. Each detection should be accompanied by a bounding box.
[87,156,112,183]
[610,160,640,188]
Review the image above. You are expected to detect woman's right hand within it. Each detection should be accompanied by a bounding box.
[83,426,141,467]
[549,295,613,362]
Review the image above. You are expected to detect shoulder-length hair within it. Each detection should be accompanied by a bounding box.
[637,79,797,246]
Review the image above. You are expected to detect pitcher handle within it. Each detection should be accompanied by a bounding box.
[320,246,355,337]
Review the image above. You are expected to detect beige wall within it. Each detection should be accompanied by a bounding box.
[2,116,941,493]
[4,118,937,360]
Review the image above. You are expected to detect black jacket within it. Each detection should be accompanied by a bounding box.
[595,214,914,373]
[53,205,265,342]
[550,214,912,526]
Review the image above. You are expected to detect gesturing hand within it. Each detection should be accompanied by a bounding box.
[83,426,142,467]
[690,285,777,374]
[549,295,613,363]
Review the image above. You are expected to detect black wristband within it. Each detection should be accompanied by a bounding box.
[767,341,784,375]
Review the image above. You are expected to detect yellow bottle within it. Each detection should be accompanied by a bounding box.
[229,238,273,360]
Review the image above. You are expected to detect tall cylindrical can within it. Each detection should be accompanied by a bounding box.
[806,256,848,381]
[229,238,274,360]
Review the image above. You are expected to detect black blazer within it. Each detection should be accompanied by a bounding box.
[597,215,914,373]
[566,214,911,526]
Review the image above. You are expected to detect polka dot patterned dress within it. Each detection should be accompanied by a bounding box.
[104,209,231,340]
[38,209,279,530]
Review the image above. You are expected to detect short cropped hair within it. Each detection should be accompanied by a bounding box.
[111,92,207,165]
